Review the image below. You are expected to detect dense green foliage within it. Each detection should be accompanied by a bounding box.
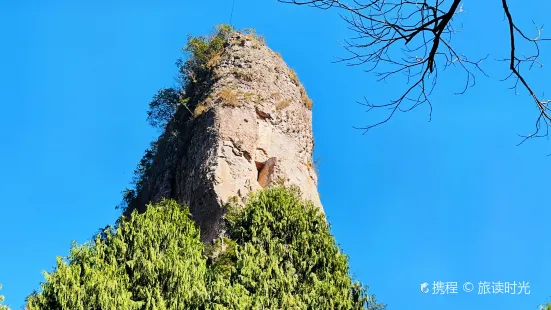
[0,284,9,310]
[147,88,181,129]
[27,187,385,310]
[27,199,206,310]
[208,186,384,309]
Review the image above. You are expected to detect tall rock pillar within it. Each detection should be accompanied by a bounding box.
[126,30,323,242]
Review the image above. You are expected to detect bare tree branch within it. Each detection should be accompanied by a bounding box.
[279,0,550,145]
[500,0,551,145]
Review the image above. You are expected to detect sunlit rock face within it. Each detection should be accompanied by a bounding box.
[126,32,322,242]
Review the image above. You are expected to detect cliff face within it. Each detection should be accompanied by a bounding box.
[126,31,322,242]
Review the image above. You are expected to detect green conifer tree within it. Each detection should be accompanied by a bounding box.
[26,187,384,310]
[26,199,207,310]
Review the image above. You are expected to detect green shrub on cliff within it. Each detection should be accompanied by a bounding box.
[182,24,232,74]
[143,25,233,132]
[147,88,181,129]
[177,24,233,99]
[144,24,294,132]
[26,187,384,310]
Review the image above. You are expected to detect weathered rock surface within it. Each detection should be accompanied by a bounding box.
[126,32,323,242]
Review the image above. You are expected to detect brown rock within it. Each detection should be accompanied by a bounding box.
[255,107,272,119]
[125,31,323,243]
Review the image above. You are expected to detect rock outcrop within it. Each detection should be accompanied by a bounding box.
[125,31,323,242]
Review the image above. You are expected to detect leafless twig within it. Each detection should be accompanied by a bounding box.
[279,0,550,144]
[499,0,551,145]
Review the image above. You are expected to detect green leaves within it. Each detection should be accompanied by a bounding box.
[147,88,181,129]
[183,24,232,72]
[27,188,385,310]
[208,186,384,309]
[27,199,207,310]
[0,284,10,310]
[179,24,233,92]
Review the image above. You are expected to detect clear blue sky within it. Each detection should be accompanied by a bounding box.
[1,1,551,309]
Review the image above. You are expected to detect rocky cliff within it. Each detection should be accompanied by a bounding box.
[125,28,323,242]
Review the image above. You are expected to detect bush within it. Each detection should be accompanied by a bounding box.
[145,25,234,131]
[26,187,385,310]
[0,284,9,310]
[193,103,210,118]
[219,88,239,107]
[27,199,207,310]
[146,88,181,129]
[180,24,233,88]
[210,186,384,309]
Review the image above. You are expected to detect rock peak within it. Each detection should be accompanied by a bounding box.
[125,27,322,242]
